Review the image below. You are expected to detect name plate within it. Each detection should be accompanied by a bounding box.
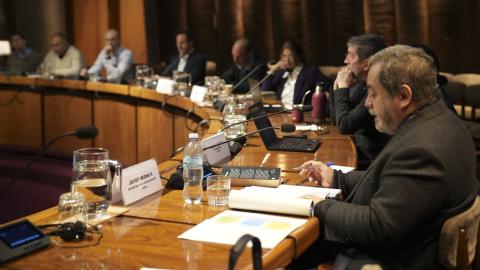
[156,78,175,95]
[190,85,207,103]
[121,159,163,205]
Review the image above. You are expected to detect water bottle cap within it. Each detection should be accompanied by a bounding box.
[188,133,199,140]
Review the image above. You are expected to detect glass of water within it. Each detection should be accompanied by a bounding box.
[71,160,112,220]
[223,103,247,139]
[58,192,86,223]
[206,175,231,206]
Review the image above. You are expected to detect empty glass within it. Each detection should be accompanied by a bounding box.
[206,175,231,206]
[58,192,86,223]
[136,65,153,87]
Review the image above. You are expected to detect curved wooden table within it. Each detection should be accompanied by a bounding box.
[1,75,357,269]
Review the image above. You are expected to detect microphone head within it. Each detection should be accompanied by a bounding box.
[75,126,98,139]
[233,136,247,145]
[280,124,296,133]
[301,105,313,112]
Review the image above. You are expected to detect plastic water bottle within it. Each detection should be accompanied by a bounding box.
[183,133,204,205]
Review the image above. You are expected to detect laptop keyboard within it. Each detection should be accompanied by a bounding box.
[272,138,303,150]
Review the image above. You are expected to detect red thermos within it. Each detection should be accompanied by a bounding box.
[311,83,326,122]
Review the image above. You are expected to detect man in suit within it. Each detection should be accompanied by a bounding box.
[161,30,206,85]
[298,45,478,269]
[261,40,330,108]
[222,38,266,93]
[332,34,389,162]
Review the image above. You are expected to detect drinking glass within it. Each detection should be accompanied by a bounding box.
[173,71,191,96]
[223,103,247,139]
[136,65,153,87]
[206,175,231,206]
[58,192,86,223]
[71,160,111,220]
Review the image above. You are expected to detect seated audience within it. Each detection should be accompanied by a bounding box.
[81,29,134,83]
[6,33,42,75]
[332,34,389,162]
[222,38,267,93]
[297,45,478,269]
[261,40,330,108]
[40,33,84,78]
[161,30,206,85]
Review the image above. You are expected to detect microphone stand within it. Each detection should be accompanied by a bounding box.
[203,127,275,151]
[232,64,264,92]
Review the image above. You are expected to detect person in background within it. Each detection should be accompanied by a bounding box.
[331,34,390,163]
[296,45,478,269]
[261,40,330,108]
[6,33,42,75]
[161,30,206,85]
[80,29,134,84]
[410,44,456,113]
[222,38,266,93]
[40,33,84,78]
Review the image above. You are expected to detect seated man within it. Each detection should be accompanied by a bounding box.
[332,34,389,162]
[40,33,84,78]
[6,33,42,75]
[82,29,134,83]
[161,30,206,85]
[222,38,266,93]
[261,40,330,108]
[298,45,478,269]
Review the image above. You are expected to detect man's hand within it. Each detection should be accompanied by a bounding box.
[298,160,334,188]
[104,44,113,57]
[334,67,356,90]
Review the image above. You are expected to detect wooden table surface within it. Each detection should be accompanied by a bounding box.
[2,100,355,270]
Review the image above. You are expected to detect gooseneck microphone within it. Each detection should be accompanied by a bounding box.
[0,125,99,196]
[221,105,312,132]
[232,64,266,92]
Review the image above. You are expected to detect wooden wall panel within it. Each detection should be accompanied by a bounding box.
[94,95,137,166]
[0,89,41,147]
[137,101,174,164]
[43,89,94,153]
[70,0,109,66]
[119,0,147,64]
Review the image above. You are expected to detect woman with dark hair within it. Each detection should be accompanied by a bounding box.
[261,40,330,108]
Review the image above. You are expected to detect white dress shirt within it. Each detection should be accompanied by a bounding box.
[88,47,134,83]
[281,65,302,109]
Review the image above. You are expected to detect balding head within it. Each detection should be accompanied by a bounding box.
[50,33,69,56]
[231,38,252,68]
[105,29,120,52]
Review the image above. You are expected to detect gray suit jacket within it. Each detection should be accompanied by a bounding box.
[315,101,478,269]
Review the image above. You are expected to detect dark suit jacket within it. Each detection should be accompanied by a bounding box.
[261,65,331,105]
[222,60,267,94]
[315,101,479,269]
[333,82,390,160]
[161,50,206,85]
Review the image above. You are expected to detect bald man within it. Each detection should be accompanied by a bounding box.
[83,29,134,83]
[40,33,84,78]
[222,38,266,93]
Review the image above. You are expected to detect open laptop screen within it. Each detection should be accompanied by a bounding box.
[249,102,277,146]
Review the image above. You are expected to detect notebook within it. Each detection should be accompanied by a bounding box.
[249,102,320,152]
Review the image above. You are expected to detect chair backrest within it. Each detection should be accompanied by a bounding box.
[452,74,480,87]
[439,196,480,270]
[319,66,341,81]
[206,60,217,76]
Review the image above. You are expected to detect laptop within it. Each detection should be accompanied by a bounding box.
[249,102,320,152]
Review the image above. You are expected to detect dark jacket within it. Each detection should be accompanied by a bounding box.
[222,59,267,94]
[261,65,330,105]
[332,82,389,160]
[315,101,479,269]
[161,50,207,85]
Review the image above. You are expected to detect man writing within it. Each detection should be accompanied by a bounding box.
[299,45,478,269]
[81,29,134,83]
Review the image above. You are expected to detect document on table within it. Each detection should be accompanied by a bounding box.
[178,210,307,249]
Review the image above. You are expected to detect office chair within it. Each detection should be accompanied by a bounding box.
[439,196,480,270]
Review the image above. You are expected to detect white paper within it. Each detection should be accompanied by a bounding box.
[121,159,163,205]
[0,41,11,55]
[201,132,231,165]
[156,78,175,94]
[189,85,207,103]
[330,165,355,173]
[178,210,307,249]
